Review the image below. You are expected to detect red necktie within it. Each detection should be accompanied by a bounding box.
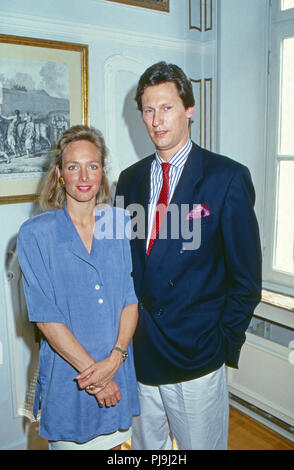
[147,162,171,256]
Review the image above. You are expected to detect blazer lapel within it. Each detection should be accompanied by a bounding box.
[170,143,204,207]
[132,156,154,260]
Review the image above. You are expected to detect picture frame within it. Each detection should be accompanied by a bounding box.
[0,34,89,204]
[107,0,169,12]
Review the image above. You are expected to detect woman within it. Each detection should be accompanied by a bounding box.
[17,125,139,450]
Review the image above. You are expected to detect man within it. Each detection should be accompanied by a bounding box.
[115,61,262,450]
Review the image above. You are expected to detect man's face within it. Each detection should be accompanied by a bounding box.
[141,82,194,161]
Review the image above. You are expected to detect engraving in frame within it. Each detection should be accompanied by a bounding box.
[107,0,169,12]
[0,34,89,205]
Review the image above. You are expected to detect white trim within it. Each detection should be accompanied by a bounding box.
[228,333,294,427]
[0,11,204,52]
[255,302,294,329]
[245,331,290,361]
[104,54,148,181]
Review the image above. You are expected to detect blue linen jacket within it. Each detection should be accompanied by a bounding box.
[17,205,139,443]
[115,142,262,385]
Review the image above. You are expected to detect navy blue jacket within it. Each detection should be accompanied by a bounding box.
[115,142,262,385]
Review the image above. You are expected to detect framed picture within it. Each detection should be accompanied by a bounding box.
[0,34,89,204]
[107,0,169,12]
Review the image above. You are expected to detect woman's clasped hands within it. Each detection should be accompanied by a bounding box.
[75,353,123,408]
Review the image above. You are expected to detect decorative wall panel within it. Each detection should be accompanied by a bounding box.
[204,77,213,150]
[189,0,213,32]
[190,79,202,146]
[228,333,294,429]
[104,55,154,191]
[189,0,202,31]
[205,0,213,31]
[190,77,213,151]
[4,243,39,420]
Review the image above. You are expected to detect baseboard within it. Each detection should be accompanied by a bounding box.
[229,393,294,442]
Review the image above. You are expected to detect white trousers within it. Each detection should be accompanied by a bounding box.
[131,365,229,450]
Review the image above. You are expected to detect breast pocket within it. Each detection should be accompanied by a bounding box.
[181,215,215,253]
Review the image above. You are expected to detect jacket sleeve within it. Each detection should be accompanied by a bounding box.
[122,211,138,308]
[17,225,66,324]
[220,166,262,368]
[114,170,128,209]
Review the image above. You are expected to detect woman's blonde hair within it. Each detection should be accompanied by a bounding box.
[39,125,111,210]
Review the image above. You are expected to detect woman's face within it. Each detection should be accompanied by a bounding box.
[57,139,103,206]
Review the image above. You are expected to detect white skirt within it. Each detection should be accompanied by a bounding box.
[49,427,131,450]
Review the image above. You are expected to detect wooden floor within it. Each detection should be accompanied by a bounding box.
[121,406,294,451]
[29,405,294,450]
[227,406,294,451]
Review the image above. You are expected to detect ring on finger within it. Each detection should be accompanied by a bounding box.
[86,385,95,390]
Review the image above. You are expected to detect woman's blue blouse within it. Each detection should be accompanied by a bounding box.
[17,205,139,443]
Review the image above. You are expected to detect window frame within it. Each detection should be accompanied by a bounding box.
[263,0,294,296]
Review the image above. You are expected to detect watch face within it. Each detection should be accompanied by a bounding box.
[112,346,128,360]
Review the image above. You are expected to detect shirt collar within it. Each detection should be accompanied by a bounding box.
[155,139,192,169]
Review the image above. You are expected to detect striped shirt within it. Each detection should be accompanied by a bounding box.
[147,139,192,249]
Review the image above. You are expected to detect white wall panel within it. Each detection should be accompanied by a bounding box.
[104,54,153,188]
[228,333,294,428]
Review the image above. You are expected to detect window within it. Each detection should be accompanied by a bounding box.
[275,37,294,276]
[281,0,294,10]
[264,0,294,295]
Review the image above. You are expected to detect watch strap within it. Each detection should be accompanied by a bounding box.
[111,346,128,361]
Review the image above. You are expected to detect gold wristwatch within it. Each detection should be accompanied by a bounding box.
[111,346,128,361]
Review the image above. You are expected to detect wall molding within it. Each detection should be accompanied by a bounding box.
[104,54,148,181]
[189,0,214,32]
[204,77,213,150]
[205,0,213,31]
[190,77,213,151]
[189,0,202,31]
[0,11,205,52]
[190,79,202,146]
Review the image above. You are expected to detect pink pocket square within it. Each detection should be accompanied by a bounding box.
[187,204,210,220]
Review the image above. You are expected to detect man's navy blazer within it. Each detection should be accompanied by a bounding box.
[115,142,262,385]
